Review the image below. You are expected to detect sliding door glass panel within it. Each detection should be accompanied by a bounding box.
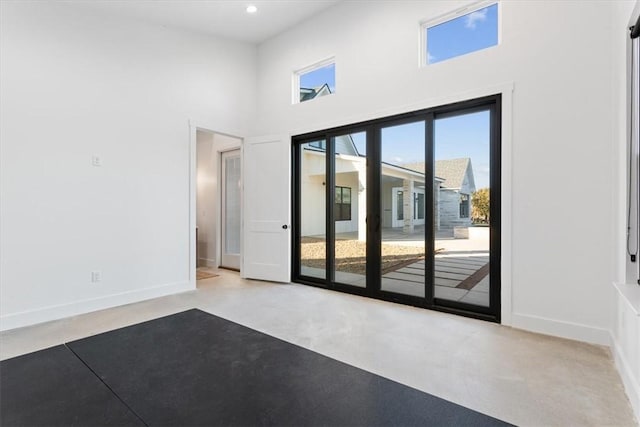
[299,141,327,279]
[380,121,426,297]
[332,132,367,288]
[433,110,491,306]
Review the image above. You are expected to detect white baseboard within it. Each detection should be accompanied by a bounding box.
[511,312,611,346]
[612,332,640,422]
[0,281,194,332]
[198,258,218,268]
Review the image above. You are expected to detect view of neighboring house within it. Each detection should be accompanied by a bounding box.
[300,87,477,239]
[300,138,477,239]
[299,83,331,102]
[403,158,477,231]
[435,158,476,229]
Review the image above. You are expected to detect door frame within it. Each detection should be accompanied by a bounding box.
[189,120,243,287]
[291,94,503,323]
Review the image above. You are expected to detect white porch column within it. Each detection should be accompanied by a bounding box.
[403,179,414,234]
[435,181,441,231]
[357,166,366,242]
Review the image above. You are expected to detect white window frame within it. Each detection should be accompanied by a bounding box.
[292,56,336,105]
[420,0,501,67]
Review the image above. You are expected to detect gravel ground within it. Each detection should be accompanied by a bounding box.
[301,237,425,275]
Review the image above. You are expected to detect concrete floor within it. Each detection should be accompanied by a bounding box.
[1,270,636,426]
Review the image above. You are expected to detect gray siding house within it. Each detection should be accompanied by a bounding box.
[435,158,476,229]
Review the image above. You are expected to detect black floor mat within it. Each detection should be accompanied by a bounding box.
[0,345,144,426]
[65,309,511,426]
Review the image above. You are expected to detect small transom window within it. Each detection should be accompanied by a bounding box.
[294,59,335,104]
[422,1,499,66]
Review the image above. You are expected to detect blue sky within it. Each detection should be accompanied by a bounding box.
[381,122,425,165]
[427,4,498,64]
[350,111,491,189]
[300,63,335,92]
[435,111,490,189]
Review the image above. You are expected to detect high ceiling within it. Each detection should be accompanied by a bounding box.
[73,0,341,44]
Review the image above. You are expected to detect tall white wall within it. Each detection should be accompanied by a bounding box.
[0,1,256,329]
[256,0,625,343]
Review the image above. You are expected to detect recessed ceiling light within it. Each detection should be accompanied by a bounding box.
[246,5,258,14]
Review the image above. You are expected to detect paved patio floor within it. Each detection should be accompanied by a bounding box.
[381,254,489,306]
[301,253,489,307]
[301,226,490,306]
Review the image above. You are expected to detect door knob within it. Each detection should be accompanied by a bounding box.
[282,225,288,229]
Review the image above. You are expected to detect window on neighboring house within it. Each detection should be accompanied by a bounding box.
[396,190,404,221]
[422,1,499,66]
[294,59,335,104]
[308,140,326,150]
[459,193,470,218]
[414,193,425,220]
[334,186,351,221]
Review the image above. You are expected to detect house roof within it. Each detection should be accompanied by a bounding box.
[298,85,361,157]
[401,158,473,189]
[435,158,472,189]
[300,83,331,102]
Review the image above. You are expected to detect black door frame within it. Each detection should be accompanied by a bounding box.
[292,94,501,323]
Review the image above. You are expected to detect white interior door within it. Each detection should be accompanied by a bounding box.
[221,150,241,270]
[242,135,290,282]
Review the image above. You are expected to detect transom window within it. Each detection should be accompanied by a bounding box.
[422,1,499,66]
[294,59,335,104]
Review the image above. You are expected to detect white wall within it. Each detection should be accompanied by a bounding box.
[255,0,626,344]
[0,1,256,330]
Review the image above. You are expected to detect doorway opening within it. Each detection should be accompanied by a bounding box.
[195,129,242,284]
[292,95,501,322]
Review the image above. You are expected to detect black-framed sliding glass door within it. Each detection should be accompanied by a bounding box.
[330,131,368,290]
[297,139,327,281]
[378,119,427,300]
[292,95,501,322]
[432,106,499,314]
